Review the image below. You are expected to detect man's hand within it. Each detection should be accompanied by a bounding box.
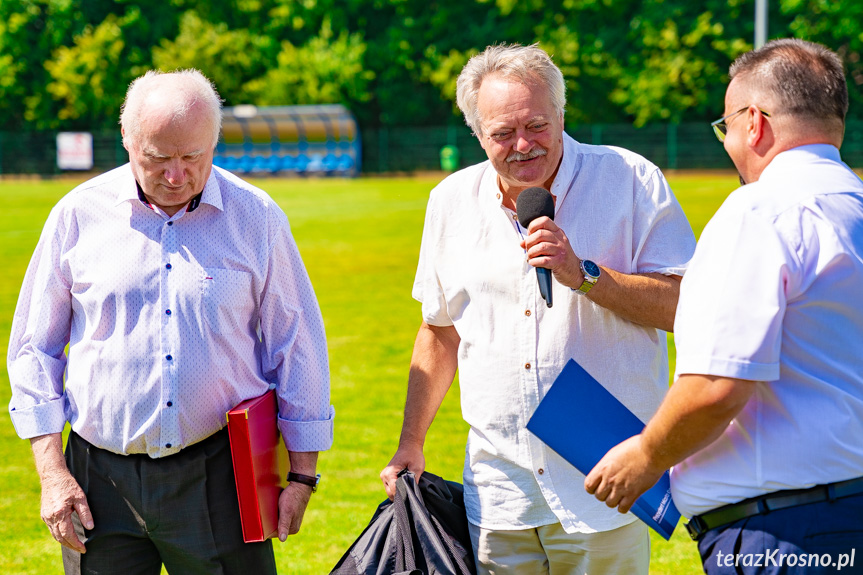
[585,375,757,515]
[584,435,665,514]
[277,450,319,542]
[521,215,683,331]
[380,443,425,500]
[30,434,93,553]
[380,322,458,500]
[520,216,583,290]
[40,469,93,553]
[277,482,313,542]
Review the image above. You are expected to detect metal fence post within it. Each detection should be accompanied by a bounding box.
[591,124,602,145]
[447,123,458,146]
[667,122,678,170]
[379,126,389,172]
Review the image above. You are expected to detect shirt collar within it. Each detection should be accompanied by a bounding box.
[760,143,842,181]
[199,168,223,211]
[548,132,578,215]
[115,165,141,206]
[488,132,578,216]
[114,164,224,213]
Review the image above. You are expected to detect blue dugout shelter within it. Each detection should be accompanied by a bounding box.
[214,104,360,176]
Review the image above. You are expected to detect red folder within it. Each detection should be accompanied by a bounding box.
[226,388,289,543]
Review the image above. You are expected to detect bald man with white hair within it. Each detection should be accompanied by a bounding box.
[8,70,333,574]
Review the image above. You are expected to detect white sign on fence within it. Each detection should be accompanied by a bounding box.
[57,132,94,170]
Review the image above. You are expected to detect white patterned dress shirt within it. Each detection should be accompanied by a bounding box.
[8,164,334,458]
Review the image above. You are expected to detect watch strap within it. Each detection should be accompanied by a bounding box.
[287,472,320,492]
[576,279,595,294]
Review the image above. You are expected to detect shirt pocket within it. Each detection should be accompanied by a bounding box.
[201,269,254,335]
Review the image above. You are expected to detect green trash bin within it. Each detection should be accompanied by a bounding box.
[440,145,459,172]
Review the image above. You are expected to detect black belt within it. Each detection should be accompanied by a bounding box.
[686,475,863,541]
[71,426,228,458]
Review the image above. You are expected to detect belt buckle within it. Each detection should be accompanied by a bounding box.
[685,516,708,541]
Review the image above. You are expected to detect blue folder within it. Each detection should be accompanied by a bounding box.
[526,359,680,540]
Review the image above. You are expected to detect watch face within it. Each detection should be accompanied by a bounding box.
[583,260,600,278]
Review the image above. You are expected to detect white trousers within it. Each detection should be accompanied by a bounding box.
[468,519,650,575]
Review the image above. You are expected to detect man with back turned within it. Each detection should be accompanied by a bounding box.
[380,44,696,574]
[7,69,334,574]
[586,39,863,575]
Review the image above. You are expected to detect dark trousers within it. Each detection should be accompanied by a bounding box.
[63,429,277,575]
[699,492,863,574]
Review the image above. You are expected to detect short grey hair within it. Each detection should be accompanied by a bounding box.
[456,44,566,137]
[729,38,848,124]
[120,69,223,149]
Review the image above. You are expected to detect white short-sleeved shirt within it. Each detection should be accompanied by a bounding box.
[671,144,863,517]
[413,133,696,533]
[8,164,334,458]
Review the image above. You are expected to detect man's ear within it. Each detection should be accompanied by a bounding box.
[746,106,768,148]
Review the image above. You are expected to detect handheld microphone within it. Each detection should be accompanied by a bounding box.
[516,187,555,308]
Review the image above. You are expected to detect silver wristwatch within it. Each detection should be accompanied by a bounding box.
[575,259,600,295]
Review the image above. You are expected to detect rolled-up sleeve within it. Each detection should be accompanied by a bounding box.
[8,206,73,438]
[258,210,334,452]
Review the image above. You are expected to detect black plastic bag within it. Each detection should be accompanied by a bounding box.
[330,470,476,575]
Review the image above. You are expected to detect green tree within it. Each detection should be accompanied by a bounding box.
[42,14,131,130]
[609,11,745,126]
[780,0,863,120]
[257,0,533,126]
[2,1,189,130]
[243,18,374,107]
[493,0,750,126]
[3,0,863,133]
[152,10,274,106]
[0,0,81,130]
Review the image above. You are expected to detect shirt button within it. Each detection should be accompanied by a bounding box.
[165,443,172,448]
[166,401,173,407]
[525,363,531,369]
[166,354,173,361]
[525,310,531,317]
[165,309,172,316]
[165,263,172,270]
[538,468,544,475]
[167,221,173,226]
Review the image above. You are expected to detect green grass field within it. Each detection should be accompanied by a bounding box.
[0,171,738,573]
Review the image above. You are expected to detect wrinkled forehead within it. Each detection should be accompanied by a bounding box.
[480,72,550,100]
[478,76,556,119]
[135,101,213,146]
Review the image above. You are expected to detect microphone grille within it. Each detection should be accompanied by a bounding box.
[516,187,554,228]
